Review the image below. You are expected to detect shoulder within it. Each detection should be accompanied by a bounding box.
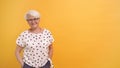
[44,28,53,35]
[43,28,49,32]
[18,30,28,36]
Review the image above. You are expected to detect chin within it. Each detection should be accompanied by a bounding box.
[32,27,37,29]
[31,25,38,29]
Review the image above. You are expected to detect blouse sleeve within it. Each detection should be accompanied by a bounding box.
[16,33,26,47]
[47,30,54,44]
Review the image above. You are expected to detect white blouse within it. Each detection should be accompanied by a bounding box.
[16,29,54,67]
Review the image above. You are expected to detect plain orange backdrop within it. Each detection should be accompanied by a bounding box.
[0,0,120,68]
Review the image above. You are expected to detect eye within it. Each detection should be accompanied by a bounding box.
[27,19,32,21]
[34,18,39,20]
[27,18,39,22]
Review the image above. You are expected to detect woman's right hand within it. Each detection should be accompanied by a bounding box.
[21,62,24,67]
[15,46,24,68]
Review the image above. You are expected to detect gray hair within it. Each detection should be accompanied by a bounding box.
[24,10,40,20]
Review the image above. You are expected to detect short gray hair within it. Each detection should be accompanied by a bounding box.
[24,10,40,20]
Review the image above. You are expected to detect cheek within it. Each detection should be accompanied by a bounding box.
[35,21,39,24]
[37,20,40,24]
[35,22,38,24]
[29,22,32,25]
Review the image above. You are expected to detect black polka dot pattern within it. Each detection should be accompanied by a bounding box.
[16,29,54,67]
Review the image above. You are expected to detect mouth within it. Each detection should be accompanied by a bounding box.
[31,22,37,25]
[32,23,36,25]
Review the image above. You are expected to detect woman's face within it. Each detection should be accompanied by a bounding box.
[26,15,40,29]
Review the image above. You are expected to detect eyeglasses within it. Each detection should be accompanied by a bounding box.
[27,18,39,22]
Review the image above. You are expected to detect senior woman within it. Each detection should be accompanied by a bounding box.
[15,10,54,68]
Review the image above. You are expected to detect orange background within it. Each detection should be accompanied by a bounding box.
[0,0,120,68]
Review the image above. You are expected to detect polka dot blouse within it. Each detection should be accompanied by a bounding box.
[16,29,54,67]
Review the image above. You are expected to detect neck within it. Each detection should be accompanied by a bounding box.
[29,27,41,32]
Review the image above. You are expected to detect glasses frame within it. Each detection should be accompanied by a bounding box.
[27,18,40,22]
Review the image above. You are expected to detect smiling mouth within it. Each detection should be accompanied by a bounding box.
[31,23,37,25]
